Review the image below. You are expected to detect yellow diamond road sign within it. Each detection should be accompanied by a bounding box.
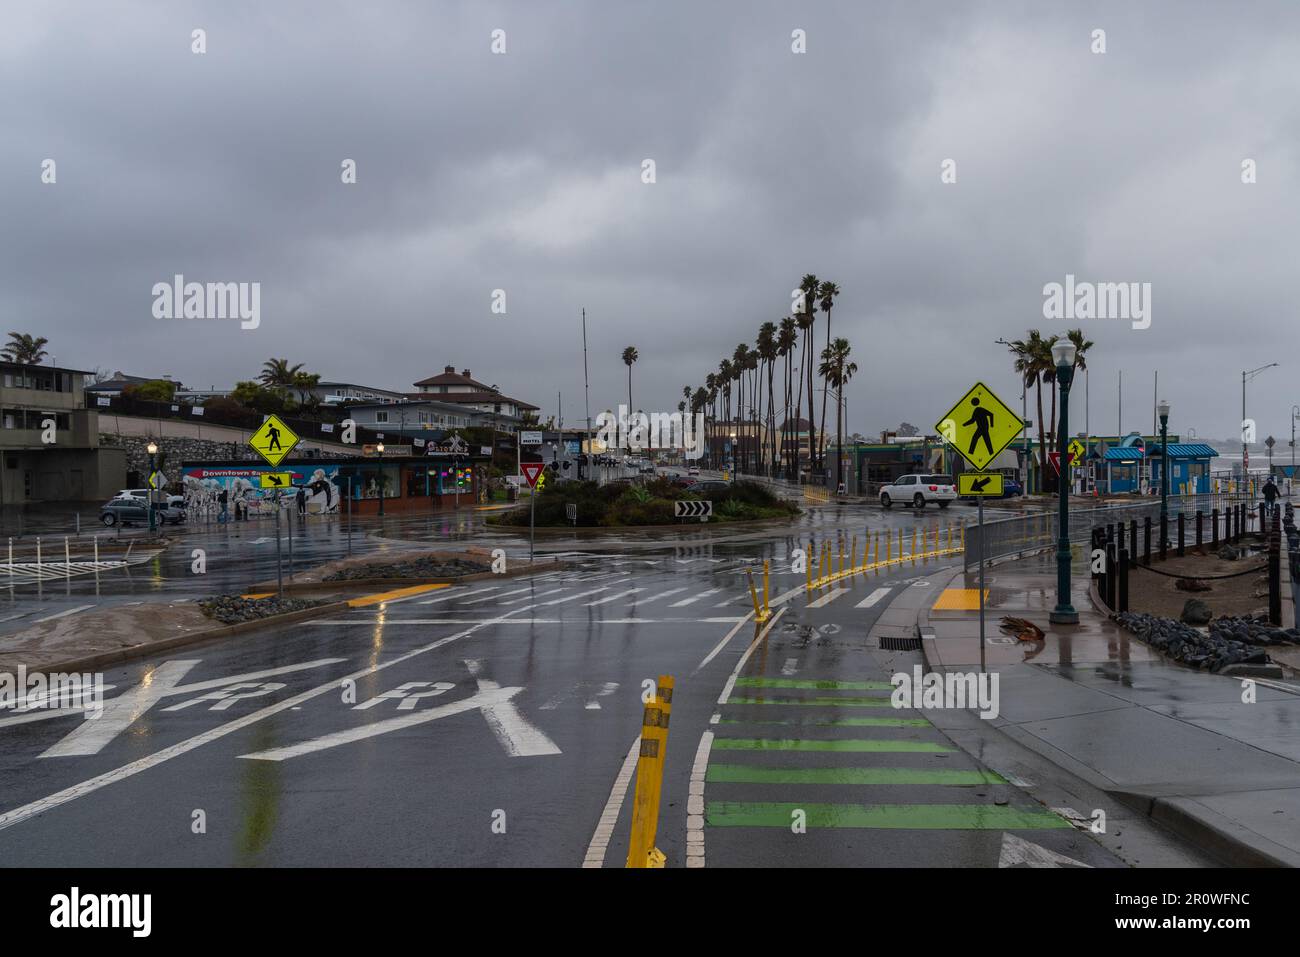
[1068,438,1085,464]
[249,414,299,467]
[936,381,1022,472]
[957,472,1004,497]
[259,472,295,489]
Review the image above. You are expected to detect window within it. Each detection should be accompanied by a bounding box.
[375,411,389,423]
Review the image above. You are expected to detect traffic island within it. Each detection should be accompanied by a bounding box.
[199,594,332,624]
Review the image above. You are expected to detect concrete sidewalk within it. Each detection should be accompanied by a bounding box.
[917,552,1300,867]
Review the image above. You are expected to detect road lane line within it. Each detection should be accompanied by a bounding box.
[31,604,95,624]
[499,588,565,605]
[685,729,714,868]
[713,608,787,710]
[582,735,642,868]
[855,587,892,609]
[693,613,756,673]
[463,587,533,604]
[417,585,500,605]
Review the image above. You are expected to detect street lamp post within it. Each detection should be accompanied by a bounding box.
[1158,400,1170,556]
[146,441,158,533]
[376,442,385,517]
[1242,363,1278,488]
[1291,405,1299,474]
[1049,341,1079,625]
[729,431,737,484]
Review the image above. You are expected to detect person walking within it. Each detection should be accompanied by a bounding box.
[218,488,229,523]
[1262,476,1279,519]
[296,486,307,517]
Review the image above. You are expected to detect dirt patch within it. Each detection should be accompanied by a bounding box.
[275,547,496,585]
[0,601,216,673]
[1125,543,1272,622]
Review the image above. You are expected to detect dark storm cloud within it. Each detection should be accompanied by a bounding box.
[2,1,1298,443]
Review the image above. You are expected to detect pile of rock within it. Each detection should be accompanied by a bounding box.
[324,556,491,581]
[1112,611,1273,671]
[1208,616,1300,647]
[200,595,328,624]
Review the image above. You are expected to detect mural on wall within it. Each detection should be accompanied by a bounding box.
[180,465,342,517]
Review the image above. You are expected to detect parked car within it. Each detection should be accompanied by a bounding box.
[101,496,186,527]
[687,466,700,476]
[879,474,956,509]
[684,480,732,495]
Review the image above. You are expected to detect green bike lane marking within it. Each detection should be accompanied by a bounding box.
[705,802,1072,830]
[734,678,893,691]
[726,696,892,707]
[712,738,953,753]
[718,717,929,727]
[707,765,1005,785]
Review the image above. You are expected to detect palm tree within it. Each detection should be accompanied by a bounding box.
[2,333,49,365]
[797,274,820,474]
[705,372,718,465]
[1007,332,1053,491]
[757,322,778,475]
[731,343,748,471]
[259,358,305,388]
[1066,328,1094,375]
[816,280,841,468]
[621,347,638,419]
[777,317,798,479]
[818,338,858,492]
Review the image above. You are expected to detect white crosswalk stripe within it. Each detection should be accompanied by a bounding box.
[541,586,616,605]
[418,585,500,605]
[807,587,849,608]
[585,588,645,607]
[642,587,688,603]
[855,587,892,609]
[500,588,565,605]
[671,588,721,607]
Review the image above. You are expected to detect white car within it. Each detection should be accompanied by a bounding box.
[688,465,700,476]
[879,474,956,509]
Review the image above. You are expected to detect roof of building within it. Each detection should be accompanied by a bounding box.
[1153,443,1219,458]
[412,366,495,390]
[1102,448,1145,461]
[404,391,539,412]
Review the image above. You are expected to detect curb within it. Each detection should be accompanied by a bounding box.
[246,558,566,595]
[25,599,353,676]
[915,561,1299,869]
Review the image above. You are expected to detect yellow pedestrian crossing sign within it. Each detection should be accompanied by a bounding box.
[249,414,299,466]
[259,472,295,489]
[1068,438,1085,465]
[936,382,1022,472]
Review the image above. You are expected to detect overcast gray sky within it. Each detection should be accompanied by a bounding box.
[4,1,1299,447]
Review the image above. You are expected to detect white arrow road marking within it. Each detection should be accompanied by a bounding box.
[855,587,891,608]
[21,659,345,746]
[0,615,532,833]
[40,660,199,758]
[997,832,1092,868]
[781,658,798,676]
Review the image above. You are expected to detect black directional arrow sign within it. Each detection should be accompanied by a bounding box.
[675,500,713,519]
[957,472,1004,497]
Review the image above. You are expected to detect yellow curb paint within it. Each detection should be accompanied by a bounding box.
[347,583,449,608]
[240,593,275,600]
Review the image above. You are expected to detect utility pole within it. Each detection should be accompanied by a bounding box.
[1243,363,1278,484]
[582,309,592,482]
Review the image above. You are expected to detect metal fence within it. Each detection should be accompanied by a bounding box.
[963,493,1240,569]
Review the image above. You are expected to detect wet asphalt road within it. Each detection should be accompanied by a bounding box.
[0,499,1159,868]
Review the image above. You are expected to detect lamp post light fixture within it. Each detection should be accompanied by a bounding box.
[729,431,737,484]
[146,441,158,533]
[1049,340,1079,625]
[1242,363,1278,485]
[1158,399,1170,555]
[376,442,385,517]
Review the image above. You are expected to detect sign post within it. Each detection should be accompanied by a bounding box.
[247,415,300,596]
[937,381,1022,653]
[521,462,545,562]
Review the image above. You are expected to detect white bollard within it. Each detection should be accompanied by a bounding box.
[65,536,71,578]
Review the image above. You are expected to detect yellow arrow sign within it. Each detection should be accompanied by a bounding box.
[259,472,295,489]
[958,472,1004,496]
[249,414,300,467]
[936,382,1022,472]
[147,470,166,490]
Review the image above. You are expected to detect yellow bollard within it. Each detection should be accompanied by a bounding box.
[839,538,845,577]
[805,541,813,593]
[746,568,764,621]
[961,524,966,549]
[626,674,674,868]
[897,528,903,563]
[763,559,770,618]
[910,528,917,561]
[885,531,891,563]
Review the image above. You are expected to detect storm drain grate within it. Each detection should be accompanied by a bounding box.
[878,636,922,651]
